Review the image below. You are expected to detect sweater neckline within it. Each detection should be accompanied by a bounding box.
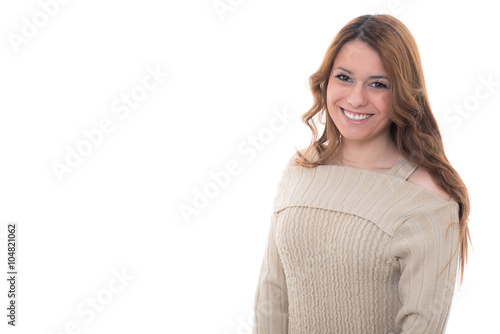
[284,158,457,204]
[319,156,410,177]
[285,156,415,180]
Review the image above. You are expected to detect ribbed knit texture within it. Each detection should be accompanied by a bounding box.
[253,156,460,334]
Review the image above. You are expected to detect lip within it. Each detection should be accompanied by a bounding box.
[340,107,374,124]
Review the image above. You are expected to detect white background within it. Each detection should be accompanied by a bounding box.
[0,0,498,333]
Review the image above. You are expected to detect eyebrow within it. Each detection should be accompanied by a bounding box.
[334,66,389,80]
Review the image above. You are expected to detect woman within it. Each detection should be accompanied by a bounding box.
[252,14,471,334]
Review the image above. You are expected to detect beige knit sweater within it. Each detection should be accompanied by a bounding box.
[252,156,460,334]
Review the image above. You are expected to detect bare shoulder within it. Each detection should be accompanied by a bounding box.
[286,147,309,167]
[407,166,452,201]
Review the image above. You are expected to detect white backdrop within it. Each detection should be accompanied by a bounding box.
[0,0,498,333]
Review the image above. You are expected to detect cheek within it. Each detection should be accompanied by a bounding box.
[326,82,343,104]
[373,93,391,115]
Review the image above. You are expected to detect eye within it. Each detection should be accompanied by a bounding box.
[371,81,388,89]
[335,73,351,82]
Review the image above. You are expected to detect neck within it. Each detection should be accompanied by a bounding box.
[334,135,402,170]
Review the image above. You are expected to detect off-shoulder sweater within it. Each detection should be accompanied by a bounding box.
[252,155,460,334]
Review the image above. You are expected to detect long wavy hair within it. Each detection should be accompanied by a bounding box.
[293,14,471,284]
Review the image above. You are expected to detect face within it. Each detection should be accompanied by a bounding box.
[326,40,392,143]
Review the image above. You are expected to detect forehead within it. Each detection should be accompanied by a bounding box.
[333,40,387,75]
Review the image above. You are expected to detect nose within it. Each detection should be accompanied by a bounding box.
[346,83,368,108]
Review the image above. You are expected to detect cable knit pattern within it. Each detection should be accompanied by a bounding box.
[252,156,460,334]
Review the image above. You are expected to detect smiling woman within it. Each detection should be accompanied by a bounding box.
[327,40,393,144]
[252,14,471,334]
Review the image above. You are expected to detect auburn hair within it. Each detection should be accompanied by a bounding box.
[293,14,471,284]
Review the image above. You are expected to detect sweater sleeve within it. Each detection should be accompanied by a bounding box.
[389,201,460,334]
[252,221,289,334]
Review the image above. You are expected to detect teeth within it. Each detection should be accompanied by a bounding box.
[342,108,373,121]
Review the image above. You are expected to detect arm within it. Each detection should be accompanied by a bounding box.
[389,202,460,334]
[252,222,289,334]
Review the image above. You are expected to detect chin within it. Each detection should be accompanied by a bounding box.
[339,133,370,142]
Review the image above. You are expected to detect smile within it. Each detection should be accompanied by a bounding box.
[341,107,374,121]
